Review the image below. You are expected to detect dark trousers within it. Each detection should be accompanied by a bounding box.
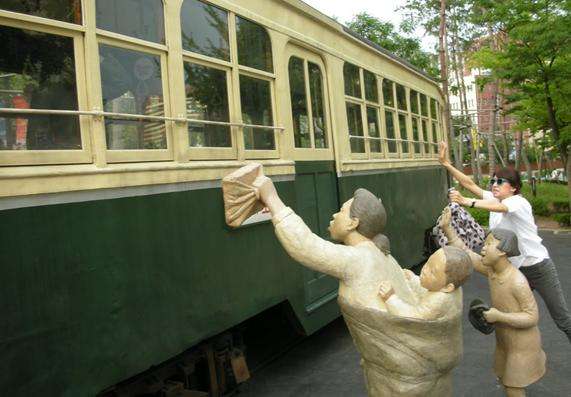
[520,258,571,343]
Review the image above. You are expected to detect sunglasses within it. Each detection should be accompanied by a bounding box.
[489,177,511,186]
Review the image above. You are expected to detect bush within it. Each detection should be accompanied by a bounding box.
[551,199,570,213]
[553,213,571,227]
[467,207,489,227]
[529,197,550,217]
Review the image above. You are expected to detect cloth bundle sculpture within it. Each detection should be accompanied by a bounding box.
[222,164,472,396]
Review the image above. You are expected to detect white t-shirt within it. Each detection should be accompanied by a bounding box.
[482,191,550,268]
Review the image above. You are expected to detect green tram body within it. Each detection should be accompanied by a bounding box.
[0,1,448,396]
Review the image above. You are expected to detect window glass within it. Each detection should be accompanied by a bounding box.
[346,103,364,153]
[431,121,438,150]
[240,75,274,150]
[410,90,419,114]
[308,62,327,148]
[343,63,361,98]
[399,114,409,153]
[96,0,164,43]
[431,98,438,119]
[0,0,82,23]
[382,79,394,108]
[184,63,230,147]
[384,110,396,152]
[236,17,272,72]
[367,107,381,153]
[412,117,421,154]
[99,45,166,150]
[180,0,229,61]
[0,26,80,151]
[364,70,378,102]
[422,119,429,153]
[288,57,310,148]
[396,84,407,111]
[420,93,428,116]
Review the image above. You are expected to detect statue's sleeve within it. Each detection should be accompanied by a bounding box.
[272,207,354,280]
[496,278,539,329]
[385,292,448,320]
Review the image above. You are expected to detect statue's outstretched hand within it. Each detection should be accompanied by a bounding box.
[483,308,501,323]
[379,281,395,301]
[253,174,285,215]
[438,141,449,166]
[439,207,452,231]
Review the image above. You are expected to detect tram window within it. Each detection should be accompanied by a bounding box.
[346,103,364,153]
[412,117,421,154]
[184,63,230,147]
[343,63,361,98]
[364,70,378,103]
[288,57,310,148]
[366,107,381,153]
[420,94,428,117]
[99,45,166,150]
[0,25,81,151]
[181,0,229,61]
[399,114,409,153]
[410,90,419,114]
[382,79,394,108]
[0,0,82,23]
[96,0,165,44]
[396,84,407,111]
[308,62,327,149]
[240,75,274,150]
[384,110,397,153]
[236,17,273,72]
[422,119,429,154]
[431,121,438,151]
[431,98,438,119]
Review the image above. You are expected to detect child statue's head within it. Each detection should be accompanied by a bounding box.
[420,246,473,293]
[481,228,520,266]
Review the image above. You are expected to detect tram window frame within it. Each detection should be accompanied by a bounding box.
[409,89,424,157]
[343,64,384,160]
[287,55,329,151]
[0,17,91,166]
[380,77,399,158]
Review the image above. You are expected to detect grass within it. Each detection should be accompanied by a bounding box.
[456,181,570,228]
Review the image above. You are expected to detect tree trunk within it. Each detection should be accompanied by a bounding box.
[515,131,522,170]
[521,140,532,181]
[468,130,479,185]
[439,0,459,169]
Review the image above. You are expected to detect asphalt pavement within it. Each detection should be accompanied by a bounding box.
[239,230,571,397]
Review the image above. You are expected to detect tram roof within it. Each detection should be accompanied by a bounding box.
[289,0,439,84]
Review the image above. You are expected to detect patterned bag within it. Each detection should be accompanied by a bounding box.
[433,203,485,251]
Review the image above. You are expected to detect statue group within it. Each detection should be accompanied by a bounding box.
[222,164,546,397]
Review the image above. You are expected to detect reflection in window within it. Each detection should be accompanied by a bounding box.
[412,117,421,154]
[367,107,381,153]
[288,57,310,148]
[0,0,81,23]
[396,84,407,111]
[346,103,364,153]
[364,70,378,102]
[410,90,419,114]
[240,75,274,150]
[399,114,409,153]
[99,45,166,149]
[184,63,230,147]
[431,121,438,153]
[422,119,429,153]
[382,79,394,108]
[308,62,327,148]
[96,0,164,43]
[181,0,229,61]
[344,63,361,98]
[236,17,272,72]
[384,110,396,153]
[431,98,438,119]
[0,26,80,150]
[420,94,428,116]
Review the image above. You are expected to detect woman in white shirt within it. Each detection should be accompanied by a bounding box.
[438,142,571,343]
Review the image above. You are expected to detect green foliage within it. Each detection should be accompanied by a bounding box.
[467,207,489,227]
[529,197,550,216]
[553,213,571,227]
[346,12,440,78]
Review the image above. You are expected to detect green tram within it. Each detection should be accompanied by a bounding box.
[0,1,448,395]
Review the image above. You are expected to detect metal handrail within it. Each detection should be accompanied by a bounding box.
[348,135,435,143]
[0,107,285,131]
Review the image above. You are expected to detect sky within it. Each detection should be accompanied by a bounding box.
[301,0,437,51]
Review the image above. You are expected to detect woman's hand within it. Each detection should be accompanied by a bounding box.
[449,190,471,207]
[438,141,450,166]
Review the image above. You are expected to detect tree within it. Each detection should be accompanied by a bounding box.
[345,12,439,78]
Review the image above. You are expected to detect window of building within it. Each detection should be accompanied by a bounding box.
[236,16,273,72]
[412,117,421,154]
[240,75,274,150]
[0,0,82,24]
[343,63,361,98]
[422,119,430,155]
[420,93,428,117]
[366,107,381,153]
[384,110,397,153]
[180,0,230,61]
[430,98,438,119]
[398,113,409,154]
[96,0,165,44]
[396,84,407,111]
[288,56,327,149]
[410,90,419,114]
[382,78,394,108]
[347,102,364,153]
[364,70,378,103]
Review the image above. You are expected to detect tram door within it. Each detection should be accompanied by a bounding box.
[286,46,339,311]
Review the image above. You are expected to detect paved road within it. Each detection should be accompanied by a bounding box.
[240,231,571,397]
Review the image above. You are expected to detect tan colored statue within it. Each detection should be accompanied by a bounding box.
[441,208,546,397]
[222,164,467,396]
